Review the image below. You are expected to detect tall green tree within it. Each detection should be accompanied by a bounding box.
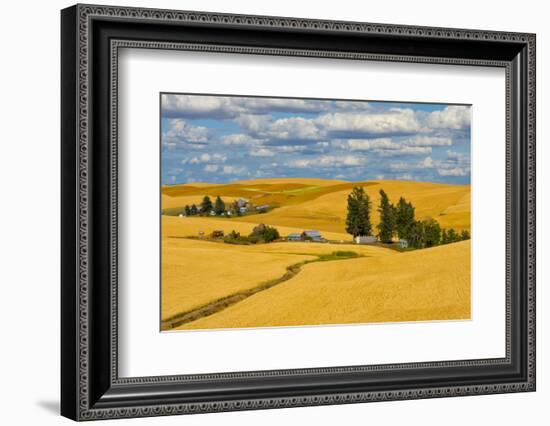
[190,204,198,215]
[395,197,415,240]
[408,220,425,249]
[214,196,225,215]
[460,229,471,241]
[345,187,372,237]
[201,195,213,214]
[441,228,448,244]
[446,228,459,243]
[423,219,442,247]
[249,223,280,243]
[184,205,191,216]
[377,189,395,243]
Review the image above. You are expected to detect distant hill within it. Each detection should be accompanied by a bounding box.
[161,179,470,233]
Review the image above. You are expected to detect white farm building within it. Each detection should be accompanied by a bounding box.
[355,235,377,244]
[236,198,249,208]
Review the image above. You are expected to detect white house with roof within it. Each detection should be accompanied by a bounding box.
[286,230,325,242]
[355,235,377,244]
[236,198,249,208]
[302,230,324,242]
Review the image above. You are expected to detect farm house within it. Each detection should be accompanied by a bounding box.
[236,198,249,208]
[302,230,324,242]
[355,235,377,244]
[286,233,302,241]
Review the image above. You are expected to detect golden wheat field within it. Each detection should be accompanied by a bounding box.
[162,215,352,242]
[161,178,471,330]
[161,236,317,320]
[161,216,394,323]
[241,180,471,233]
[176,240,470,330]
[162,178,471,233]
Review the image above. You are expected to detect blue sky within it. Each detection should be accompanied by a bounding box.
[160,94,471,185]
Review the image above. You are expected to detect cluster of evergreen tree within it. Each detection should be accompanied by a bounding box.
[223,224,280,245]
[183,204,200,216]
[345,187,470,249]
[183,195,242,217]
[441,228,471,244]
[249,223,280,243]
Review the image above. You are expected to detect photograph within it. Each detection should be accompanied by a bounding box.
[160,93,472,331]
[56,3,536,421]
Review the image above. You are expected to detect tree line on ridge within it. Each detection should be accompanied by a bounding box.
[345,187,470,249]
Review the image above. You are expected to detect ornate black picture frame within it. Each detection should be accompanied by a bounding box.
[61,4,536,421]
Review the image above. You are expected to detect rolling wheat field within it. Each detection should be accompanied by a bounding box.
[160,178,471,331]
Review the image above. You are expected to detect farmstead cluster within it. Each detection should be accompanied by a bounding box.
[175,187,470,251]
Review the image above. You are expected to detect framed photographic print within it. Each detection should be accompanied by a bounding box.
[61,4,536,421]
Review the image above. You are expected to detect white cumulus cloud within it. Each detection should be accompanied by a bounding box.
[418,157,434,168]
[435,150,470,176]
[446,150,469,163]
[287,155,366,168]
[162,95,236,119]
[315,108,423,136]
[390,161,409,171]
[403,135,453,147]
[437,167,469,176]
[333,138,398,151]
[203,164,219,172]
[377,146,432,157]
[162,118,209,148]
[188,153,227,164]
[427,106,471,130]
[396,173,413,180]
[242,116,322,141]
[162,94,373,120]
[250,148,275,157]
[220,134,263,146]
[222,165,247,175]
